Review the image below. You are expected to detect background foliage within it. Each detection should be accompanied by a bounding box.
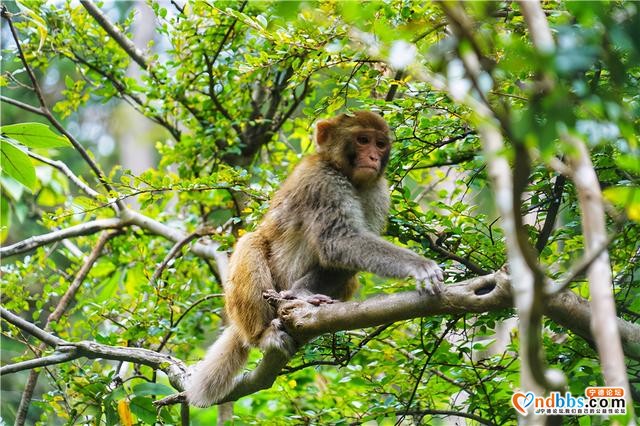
[1,1,638,425]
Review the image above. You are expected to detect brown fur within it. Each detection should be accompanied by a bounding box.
[186,111,443,407]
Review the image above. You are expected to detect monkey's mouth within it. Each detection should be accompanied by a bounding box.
[356,165,379,172]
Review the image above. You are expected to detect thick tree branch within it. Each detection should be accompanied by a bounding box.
[4,273,640,409]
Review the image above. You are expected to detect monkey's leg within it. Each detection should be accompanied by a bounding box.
[225,233,296,355]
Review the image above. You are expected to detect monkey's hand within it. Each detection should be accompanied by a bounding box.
[411,259,444,295]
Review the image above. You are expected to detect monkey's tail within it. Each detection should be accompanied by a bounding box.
[185,325,249,407]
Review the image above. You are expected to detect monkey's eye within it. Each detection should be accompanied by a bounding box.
[356,135,369,145]
[376,140,387,149]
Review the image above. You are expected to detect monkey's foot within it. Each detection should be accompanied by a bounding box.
[278,290,336,306]
[264,289,336,306]
[259,318,296,356]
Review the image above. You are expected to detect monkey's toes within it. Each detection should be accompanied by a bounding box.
[305,294,336,306]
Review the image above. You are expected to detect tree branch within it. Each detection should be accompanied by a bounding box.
[150,227,214,286]
[0,348,78,375]
[535,173,566,253]
[546,233,615,294]
[0,308,65,347]
[0,218,126,257]
[15,231,117,426]
[4,273,639,409]
[565,134,635,413]
[0,95,46,116]
[79,1,208,127]
[27,151,100,199]
[79,1,149,70]
[1,306,188,388]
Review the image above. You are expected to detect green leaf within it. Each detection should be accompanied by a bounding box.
[132,383,174,397]
[129,396,157,424]
[1,122,71,148]
[0,139,36,191]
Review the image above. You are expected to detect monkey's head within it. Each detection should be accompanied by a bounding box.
[315,111,391,187]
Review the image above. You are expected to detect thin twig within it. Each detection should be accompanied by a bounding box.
[14,231,118,424]
[547,234,616,295]
[150,228,214,286]
[0,348,78,375]
[27,151,100,199]
[0,95,45,116]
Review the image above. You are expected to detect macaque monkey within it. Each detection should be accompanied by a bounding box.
[186,111,444,407]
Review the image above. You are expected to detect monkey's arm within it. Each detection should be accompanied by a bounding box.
[308,221,444,293]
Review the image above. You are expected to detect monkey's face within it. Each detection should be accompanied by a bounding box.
[315,111,392,186]
[348,130,391,186]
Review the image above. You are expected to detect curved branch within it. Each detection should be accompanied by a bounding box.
[0,348,78,375]
[27,151,100,199]
[0,308,65,347]
[0,218,126,257]
[154,272,640,407]
[4,272,640,408]
[0,306,188,388]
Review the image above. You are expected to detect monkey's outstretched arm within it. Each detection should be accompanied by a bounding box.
[318,231,442,288]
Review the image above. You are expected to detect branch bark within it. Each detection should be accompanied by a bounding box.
[1,306,188,388]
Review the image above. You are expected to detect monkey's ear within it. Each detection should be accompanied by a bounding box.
[315,119,334,147]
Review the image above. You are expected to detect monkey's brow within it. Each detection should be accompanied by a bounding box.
[349,128,389,138]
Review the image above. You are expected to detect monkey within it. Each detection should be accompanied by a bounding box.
[186,111,444,407]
